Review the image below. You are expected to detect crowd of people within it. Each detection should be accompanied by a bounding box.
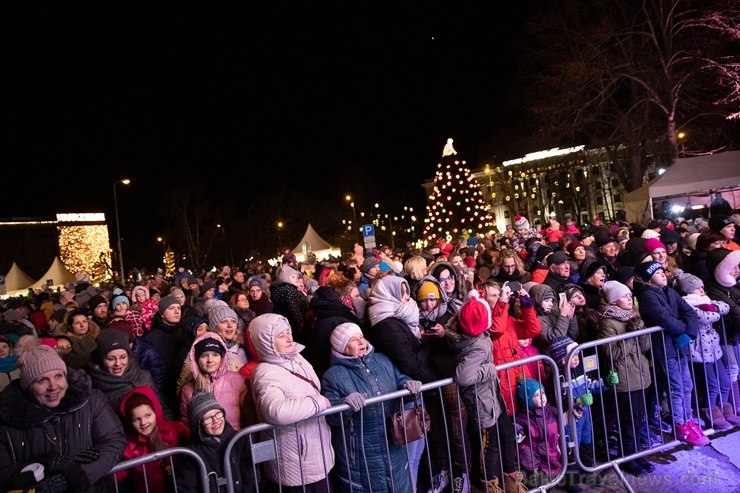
[0,209,739,493]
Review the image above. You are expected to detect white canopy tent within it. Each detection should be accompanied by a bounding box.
[623,151,740,223]
[23,256,77,295]
[290,224,341,263]
[2,262,36,296]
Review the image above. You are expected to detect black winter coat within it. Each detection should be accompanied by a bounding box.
[176,421,257,493]
[303,286,362,379]
[0,368,126,492]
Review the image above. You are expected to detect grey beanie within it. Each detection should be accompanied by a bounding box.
[158,295,180,315]
[677,273,704,295]
[208,305,238,331]
[188,389,224,429]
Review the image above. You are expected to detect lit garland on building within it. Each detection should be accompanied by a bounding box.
[422,142,494,244]
[58,220,112,283]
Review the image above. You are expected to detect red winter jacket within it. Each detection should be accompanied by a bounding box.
[117,386,190,491]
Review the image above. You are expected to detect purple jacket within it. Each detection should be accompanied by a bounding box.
[516,404,562,474]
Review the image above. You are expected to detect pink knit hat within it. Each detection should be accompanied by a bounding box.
[643,238,666,253]
[17,338,67,389]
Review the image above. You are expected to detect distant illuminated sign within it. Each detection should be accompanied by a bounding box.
[503,145,585,166]
[56,213,106,222]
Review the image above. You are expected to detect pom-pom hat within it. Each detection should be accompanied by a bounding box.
[458,290,491,336]
[17,339,68,389]
[514,215,530,231]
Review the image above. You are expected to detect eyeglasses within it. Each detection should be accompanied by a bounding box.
[438,276,455,284]
[202,410,225,425]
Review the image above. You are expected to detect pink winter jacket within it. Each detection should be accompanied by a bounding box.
[180,332,250,431]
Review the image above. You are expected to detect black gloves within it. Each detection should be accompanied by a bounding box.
[49,448,100,472]
[34,473,71,493]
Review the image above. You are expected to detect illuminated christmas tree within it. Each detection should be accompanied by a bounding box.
[422,138,495,245]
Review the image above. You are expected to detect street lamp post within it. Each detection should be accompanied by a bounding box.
[346,195,359,243]
[113,179,130,283]
[248,207,255,257]
[277,221,284,256]
[484,165,494,210]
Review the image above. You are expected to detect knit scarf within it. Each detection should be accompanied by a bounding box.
[248,293,270,313]
[368,278,421,338]
[0,355,17,373]
[598,304,632,322]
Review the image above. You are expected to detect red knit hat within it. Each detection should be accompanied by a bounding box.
[458,290,491,336]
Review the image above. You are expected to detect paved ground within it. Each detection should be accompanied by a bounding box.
[466,426,739,492]
[556,426,740,493]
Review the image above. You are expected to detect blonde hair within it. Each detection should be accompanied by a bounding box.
[403,255,428,281]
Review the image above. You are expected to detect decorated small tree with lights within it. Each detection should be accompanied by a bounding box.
[164,248,176,278]
[422,138,495,246]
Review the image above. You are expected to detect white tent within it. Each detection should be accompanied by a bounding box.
[26,257,77,293]
[3,262,35,294]
[623,150,740,223]
[290,224,342,263]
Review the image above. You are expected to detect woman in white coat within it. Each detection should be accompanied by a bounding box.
[249,313,335,493]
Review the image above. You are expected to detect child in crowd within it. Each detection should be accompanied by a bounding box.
[179,332,253,431]
[633,261,707,446]
[677,273,740,429]
[597,281,656,476]
[446,290,527,493]
[117,386,190,492]
[550,336,613,487]
[515,378,563,488]
[518,337,547,382]
[478,279,541,417]
[176,389,259,493]
[0,335,19,391]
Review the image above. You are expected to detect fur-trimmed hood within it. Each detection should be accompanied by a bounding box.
[707,248,740,288]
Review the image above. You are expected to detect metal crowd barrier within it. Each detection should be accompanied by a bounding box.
[564,324,732,493]
[107,446,210,492]
[105,323,737,492]
[221,355,567,493]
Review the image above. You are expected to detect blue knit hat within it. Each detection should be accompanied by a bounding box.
[517,378,545,410]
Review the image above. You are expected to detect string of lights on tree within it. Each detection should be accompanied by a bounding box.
[58,224,112,282]
[422,139,494,244]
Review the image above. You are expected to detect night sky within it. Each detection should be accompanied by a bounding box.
[6,3,530,230]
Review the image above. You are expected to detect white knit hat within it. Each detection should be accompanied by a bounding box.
[330,322,363,354]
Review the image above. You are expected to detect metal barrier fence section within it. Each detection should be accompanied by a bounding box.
[107,446,211,493]
[105,323,737,493]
